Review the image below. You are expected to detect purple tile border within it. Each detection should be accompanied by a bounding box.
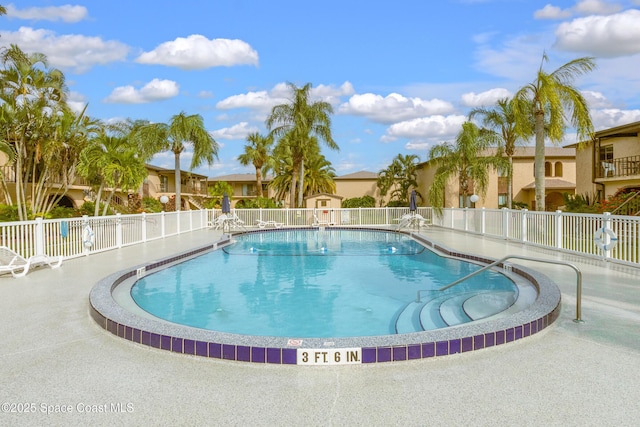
[89,230,562,365]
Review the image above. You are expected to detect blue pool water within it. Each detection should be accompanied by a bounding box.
[131,229,518,338]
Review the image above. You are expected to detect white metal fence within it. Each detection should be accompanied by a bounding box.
[0,207,638,267]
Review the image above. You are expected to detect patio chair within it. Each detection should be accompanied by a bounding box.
[312,213,334,227]
[0,246,62,278]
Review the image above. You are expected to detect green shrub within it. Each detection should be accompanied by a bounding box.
[342,195,376,208]
[141,197,163,213]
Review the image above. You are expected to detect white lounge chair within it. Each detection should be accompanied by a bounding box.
[256,220,284,229]
[312,213,334,227]
[0,246,62,278]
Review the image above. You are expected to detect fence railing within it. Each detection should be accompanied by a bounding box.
[0,207,637,267]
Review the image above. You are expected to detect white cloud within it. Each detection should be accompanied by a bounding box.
[573,0,623,15]
[554,10,640,57]
[216,90,283,111]
[6,3,88,22]
[591,108,640,129]
[534,4,573,20]
[339,93,455,124]
[104,79,179,104]
[461,88,513,107]
[216,81,353,112]
[582,90,612,108]
[136,35,259,70]
[66,91,88,115]
[382,115,467,142]
[0,27,129,73]
[535,0,622,20]
[405,142,431,151]
[210,122,259,140]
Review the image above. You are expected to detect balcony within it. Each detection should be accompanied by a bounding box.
[597,155,640,179]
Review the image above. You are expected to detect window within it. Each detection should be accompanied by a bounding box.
[554,162,563,177]
[498,193,508,207]
[242,184,256,196]
[544,161,552,177]
[160,175,168,192]
[599,145,613,163]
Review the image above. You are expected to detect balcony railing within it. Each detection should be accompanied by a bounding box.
[597,155,640,178]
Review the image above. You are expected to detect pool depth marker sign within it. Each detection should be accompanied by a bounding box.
[297,348,362,365]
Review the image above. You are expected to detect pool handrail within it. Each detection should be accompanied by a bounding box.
[416,255,584,323]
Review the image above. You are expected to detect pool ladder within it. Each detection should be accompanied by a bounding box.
[416,255,584,323]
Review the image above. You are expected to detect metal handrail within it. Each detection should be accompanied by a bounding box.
[416,255,584,323]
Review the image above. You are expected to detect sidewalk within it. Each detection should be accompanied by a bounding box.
[1,227,638,426]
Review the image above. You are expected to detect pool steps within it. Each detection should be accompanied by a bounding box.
[395,290,515,334]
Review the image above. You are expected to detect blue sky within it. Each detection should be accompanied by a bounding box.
[2,0,640,178]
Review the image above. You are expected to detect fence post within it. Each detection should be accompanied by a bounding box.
[521,209,528,243]
[176,210,181,234]
[480,207,486,235]
[115,213,123,248]
[464,208,469,231]
[603,212,612,260]
[35,217,44,257]
[141,212,147,242]
[555,210,563,249]
[161,211,166,237]
[502,208,509,239]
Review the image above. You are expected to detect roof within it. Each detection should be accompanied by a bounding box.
[335,171,379,180]
[522,178,576,190]
[418,146,576,168]
[594,121,640,139]
[304,192,343,200]
[208,174,273,182]
[145,164,208,179]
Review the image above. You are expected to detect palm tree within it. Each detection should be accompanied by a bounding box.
[133,112,218,210]
[428,122,509,213]
[266,82,338,208]
[78,132,147,216]
[237,132,273,198]
[468,97,533,208]
[0,45,69,220]
[514,53,596,211]
[301,150,336,196]
[377,154,421,206]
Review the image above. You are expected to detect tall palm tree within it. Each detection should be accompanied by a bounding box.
[237,132,273,198]
[428,122,509,213]
[514,53,596,211]
[133,112,218,210]
[266,82,338,208]
[468,97,533,208]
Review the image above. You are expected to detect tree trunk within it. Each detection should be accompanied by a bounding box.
[174,151,182,211]
[298,158,305,208]
[289,163,299,208]
[534,111,546,211]
[256,167,263,198]
[94,183,105,217]
[507,155,513,209]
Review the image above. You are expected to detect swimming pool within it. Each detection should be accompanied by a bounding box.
[130,229,521,338]
[90,228,562,365]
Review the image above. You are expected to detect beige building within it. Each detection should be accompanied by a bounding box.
[0,159,208,212]
[207,174,275,208]
[416,147,577,211]
[333,171,382,203]
[570,121,640,202]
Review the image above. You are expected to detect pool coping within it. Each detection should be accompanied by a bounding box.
[89,227,561,365]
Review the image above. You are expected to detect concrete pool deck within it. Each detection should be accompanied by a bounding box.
[1,227,639,426]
